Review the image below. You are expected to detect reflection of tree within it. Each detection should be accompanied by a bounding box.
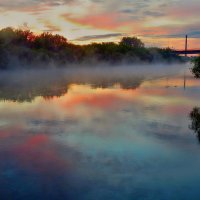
[0,78,69,102]
[0,71,144,102]
[189,107,200,143]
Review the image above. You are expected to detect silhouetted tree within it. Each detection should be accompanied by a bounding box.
[14,29,35,46]
[0,27,17,47]
[120,37,144,48]
[0,27,184,69]
[33,32,68,51]
[191,57,200,78]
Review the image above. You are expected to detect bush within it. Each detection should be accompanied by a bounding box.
[191,57,200,78]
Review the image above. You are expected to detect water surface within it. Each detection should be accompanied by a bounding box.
[1,66,200,200]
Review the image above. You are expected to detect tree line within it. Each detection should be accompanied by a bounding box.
[0,27,183,69]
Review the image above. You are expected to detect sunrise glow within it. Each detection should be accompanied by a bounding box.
[0,0,200,48]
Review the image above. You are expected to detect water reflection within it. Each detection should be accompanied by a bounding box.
[1,69,200,199]
[189,107,200,143]
[0,69,143,102]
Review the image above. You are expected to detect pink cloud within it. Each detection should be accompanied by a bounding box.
[62,13,132,30]
[167,2,200,19]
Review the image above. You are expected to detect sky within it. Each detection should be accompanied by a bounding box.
[0,0,200,48]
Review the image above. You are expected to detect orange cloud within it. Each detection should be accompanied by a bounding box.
[62,13,132,30]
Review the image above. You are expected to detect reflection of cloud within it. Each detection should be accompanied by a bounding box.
[61,93,121,109]
[145,121,193,144]
[1,69,200,198]
[12,134,71,175]
[0,127,22,139]
[29,119,78,126]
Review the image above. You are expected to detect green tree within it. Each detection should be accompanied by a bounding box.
[0,27,16,45]
[14,29,35,46]
[120,37,144,48]
[0,26,185,68]
[33,32,68,51]
[192,56,200,78]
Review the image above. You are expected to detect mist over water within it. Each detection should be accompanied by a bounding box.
[0,63,189,102]
[1,62,200,200]
[0,62,189,86]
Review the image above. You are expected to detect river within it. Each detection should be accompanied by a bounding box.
[0,64,200,199]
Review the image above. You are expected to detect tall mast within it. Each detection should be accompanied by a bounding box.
[185,35,188,57]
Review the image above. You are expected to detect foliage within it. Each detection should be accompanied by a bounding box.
[0,27,184,69]
[191,56,200,78]
[33,32,68,51]
[120,37,144,48]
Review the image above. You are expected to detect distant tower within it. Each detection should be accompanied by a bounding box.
[184,35,187,89]
[185,35,188,57]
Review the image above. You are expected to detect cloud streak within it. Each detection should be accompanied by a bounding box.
[74,33,125,41]
[0,0,75,13]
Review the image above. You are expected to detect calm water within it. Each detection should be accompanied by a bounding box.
[1,66,200,200]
